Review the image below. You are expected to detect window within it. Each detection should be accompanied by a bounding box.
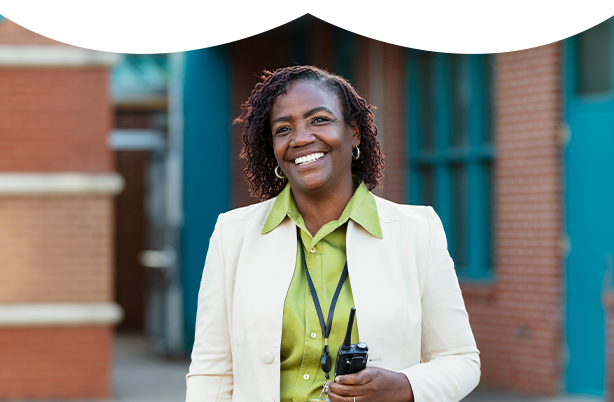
[575,19,611,97]
[408,51,495,280]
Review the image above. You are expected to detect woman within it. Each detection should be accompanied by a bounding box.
[186,65,480,402]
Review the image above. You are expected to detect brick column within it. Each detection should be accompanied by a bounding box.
[461,43,563,395]
[0,20,122,399]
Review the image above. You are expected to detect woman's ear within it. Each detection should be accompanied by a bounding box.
[349,119,361,146]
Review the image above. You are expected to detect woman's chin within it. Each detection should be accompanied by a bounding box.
[289,175,331,195]
[290,176,353,198]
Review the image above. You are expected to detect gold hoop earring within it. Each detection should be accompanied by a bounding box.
[352,146,360,161]
[275,165,286,179]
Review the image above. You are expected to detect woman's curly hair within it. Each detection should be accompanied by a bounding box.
[235,65,385,201]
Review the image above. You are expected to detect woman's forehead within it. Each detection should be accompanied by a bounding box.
[269,80,342,119]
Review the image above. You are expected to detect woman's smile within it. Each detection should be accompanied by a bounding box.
[294,152,325,166]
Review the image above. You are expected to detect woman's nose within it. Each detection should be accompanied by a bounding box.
[291,123,315,146]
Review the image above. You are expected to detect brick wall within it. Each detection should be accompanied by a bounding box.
[0,68,112,172]
[461,43,562,395]
[0,326,112,398]
[0,197,113,303]
[0,13,112,46]
[113,13,168,49]
[0,21,117,399]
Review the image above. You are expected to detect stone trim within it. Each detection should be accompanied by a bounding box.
[0,173,124,195]
[0,45,120,67]
[0,303,123,326]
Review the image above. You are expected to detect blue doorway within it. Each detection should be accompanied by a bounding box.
[564,18,614,397]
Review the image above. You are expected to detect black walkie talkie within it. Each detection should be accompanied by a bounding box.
[334,307,369,376]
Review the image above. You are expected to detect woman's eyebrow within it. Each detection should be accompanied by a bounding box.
[304,106,334,118]
[271,106,335,126]
[271,115,293,125]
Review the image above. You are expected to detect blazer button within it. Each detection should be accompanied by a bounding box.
[261,352,274,364]
[263,398,274,402]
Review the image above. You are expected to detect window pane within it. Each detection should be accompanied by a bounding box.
[451,164,468,271]
[450,55,470,148]
[419,165,435,207]
[417,53,436,150]
[575,19,611,96]
[481,55,494,145]
[483,161,494,271]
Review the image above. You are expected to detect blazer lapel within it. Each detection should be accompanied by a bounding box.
[232,217,297,357]
[347,219,410,362]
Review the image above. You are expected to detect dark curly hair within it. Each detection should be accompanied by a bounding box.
[235,65,385,201]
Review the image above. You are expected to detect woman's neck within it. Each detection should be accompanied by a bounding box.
[291,179,356,236]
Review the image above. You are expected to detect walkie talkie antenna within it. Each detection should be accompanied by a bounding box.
[343,307,356,347]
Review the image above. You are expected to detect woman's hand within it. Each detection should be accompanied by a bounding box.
[327,367,414,402]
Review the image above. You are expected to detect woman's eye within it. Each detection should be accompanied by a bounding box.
[313,117,330,123]
[275,127,290,136]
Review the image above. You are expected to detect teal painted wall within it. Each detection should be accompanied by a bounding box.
[181,46,231,351]
[563,19,614,396]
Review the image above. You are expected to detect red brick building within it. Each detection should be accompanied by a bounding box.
[0,18,122,399]
[0,14,168,399]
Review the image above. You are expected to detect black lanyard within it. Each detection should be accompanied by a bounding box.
[298,229,348,380]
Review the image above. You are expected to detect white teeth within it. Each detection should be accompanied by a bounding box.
[294,152,324,166]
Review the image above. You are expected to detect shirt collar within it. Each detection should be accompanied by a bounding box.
[261,182,383,239]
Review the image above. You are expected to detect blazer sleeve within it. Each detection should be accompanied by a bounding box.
[400,206,481,402]
[186,215,234,402]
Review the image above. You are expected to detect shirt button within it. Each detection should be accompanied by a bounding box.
[261,352,274,364]
[309,247,316,253]
[303,373,310,380]
[310,332,317,339]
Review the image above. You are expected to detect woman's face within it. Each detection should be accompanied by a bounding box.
[269,80,360,198]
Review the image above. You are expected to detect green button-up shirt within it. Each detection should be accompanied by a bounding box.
[262,182,382,402]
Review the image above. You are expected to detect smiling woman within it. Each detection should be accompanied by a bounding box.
[186,66,480,402]
[237,66,384,203]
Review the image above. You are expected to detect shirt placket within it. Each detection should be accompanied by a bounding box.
[294,235,322,401]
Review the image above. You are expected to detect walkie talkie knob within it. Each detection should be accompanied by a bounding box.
[356,342,368,351]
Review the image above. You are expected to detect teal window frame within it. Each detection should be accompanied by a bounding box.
[407,50,495,281]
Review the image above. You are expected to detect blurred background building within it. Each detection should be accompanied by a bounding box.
[0,12,613,402]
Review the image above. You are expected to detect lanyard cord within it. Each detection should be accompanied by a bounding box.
[298,228,348,379]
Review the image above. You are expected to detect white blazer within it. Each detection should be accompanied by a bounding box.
[186,195,480,402]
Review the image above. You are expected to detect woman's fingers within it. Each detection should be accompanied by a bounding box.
[335,368,375,385]
[327,367,414,402]
[329,382,365,397]
[328,369,378,400]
